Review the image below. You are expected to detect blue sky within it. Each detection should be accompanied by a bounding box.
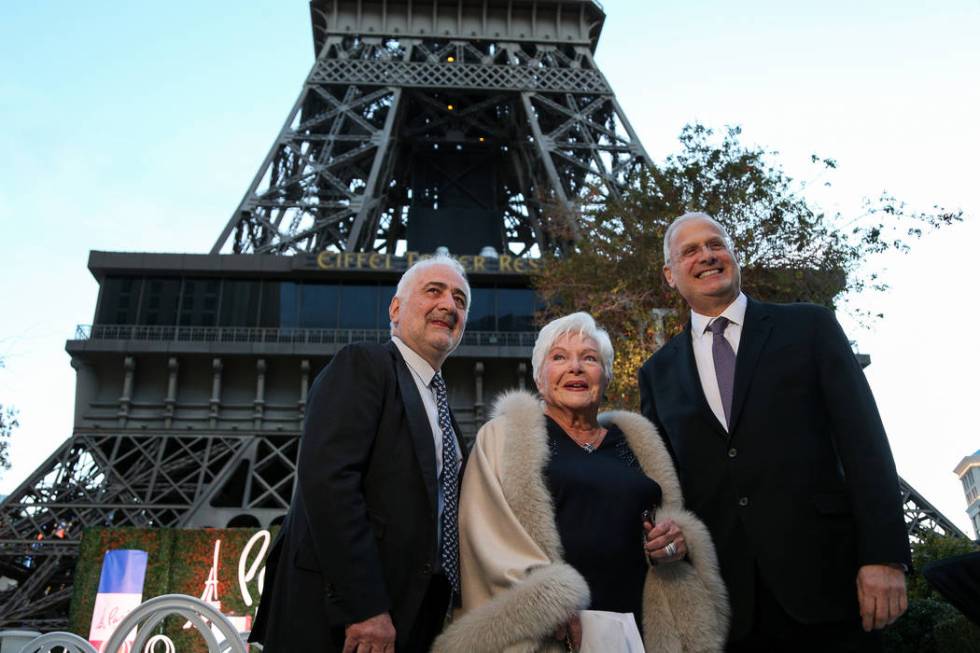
[2,0,978,532]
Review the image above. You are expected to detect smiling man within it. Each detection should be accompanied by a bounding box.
[639,212,911,651]
[250,254,470,653]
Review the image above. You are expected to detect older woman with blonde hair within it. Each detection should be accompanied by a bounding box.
[434,312,729,652]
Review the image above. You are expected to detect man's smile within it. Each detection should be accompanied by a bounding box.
[696,268,723,279]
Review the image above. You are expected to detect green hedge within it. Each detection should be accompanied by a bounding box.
[883,598,980,652]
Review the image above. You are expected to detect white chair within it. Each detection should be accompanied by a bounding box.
[0,630,40,653]
[15,631,95,653]
[101,594,246,653]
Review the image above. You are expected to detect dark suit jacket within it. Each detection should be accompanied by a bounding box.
[639,297,910,639]
[250,341,466,652]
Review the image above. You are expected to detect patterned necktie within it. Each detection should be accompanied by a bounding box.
[707,317,736,428]
[430,372,460,595]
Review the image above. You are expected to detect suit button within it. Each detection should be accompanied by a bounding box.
[738,496,749,507]
[728,448,737,458]
[421,563,432,575]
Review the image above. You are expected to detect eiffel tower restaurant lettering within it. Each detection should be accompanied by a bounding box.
[313,251,542,274]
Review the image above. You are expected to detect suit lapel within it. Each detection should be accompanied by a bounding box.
[673,322,729,440]
[729,297,773,433]
[387,341,438,514]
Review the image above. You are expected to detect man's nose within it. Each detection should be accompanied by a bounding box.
[435,292,456,312]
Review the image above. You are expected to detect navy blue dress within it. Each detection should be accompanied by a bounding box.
[544,416,662,629]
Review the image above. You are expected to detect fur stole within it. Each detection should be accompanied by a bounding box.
[433,391,729,652]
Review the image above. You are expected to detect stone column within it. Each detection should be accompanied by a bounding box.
[254,359,267,429]
[209,358,223,428]
[164,357,179,428]
[118,356,135,427]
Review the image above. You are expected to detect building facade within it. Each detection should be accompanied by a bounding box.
[954,450,980,540]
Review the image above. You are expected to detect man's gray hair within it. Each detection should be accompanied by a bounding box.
[531,312,614,386]
[663,212,735,264]
[390,254,471,335]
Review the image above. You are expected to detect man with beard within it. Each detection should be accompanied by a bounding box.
[251,254,470,652]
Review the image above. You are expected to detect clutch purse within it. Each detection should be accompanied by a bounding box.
[579,610,645,652]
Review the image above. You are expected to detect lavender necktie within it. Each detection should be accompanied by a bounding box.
[430,372,460,595]
[708,317,736,428]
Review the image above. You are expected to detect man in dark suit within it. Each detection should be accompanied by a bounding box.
[639,212,910,651]
[250,254,470,652]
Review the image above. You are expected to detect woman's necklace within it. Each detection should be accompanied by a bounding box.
[545,411,605,453]
[573,429,605,453]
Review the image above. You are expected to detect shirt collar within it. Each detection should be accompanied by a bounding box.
[691,292,747,339]
[391,336,438,386]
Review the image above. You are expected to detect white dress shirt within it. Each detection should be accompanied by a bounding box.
[689,292,747,432]
[391,336,462,548]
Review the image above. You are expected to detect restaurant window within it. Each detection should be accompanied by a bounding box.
[299,283,339,328]
[467,287,496,331]
[258,281,284,328]
[179,278,220,327]
[140,278,180,326]
[220,280,261,327]
[278,282,299,329]
[496,288,536,331]
[98,276,142,325]
[340,284,380,329]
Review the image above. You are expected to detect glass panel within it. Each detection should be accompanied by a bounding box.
[259,281,284,328]
[220,280,261,327]
[299,283,339,328]
[496,288,535,331]
[340,284,379,329]
[179,278,220,327]
[140,278,181,326]
[467,286,496,331]
[98,276,142,325]
[279,282,298,329]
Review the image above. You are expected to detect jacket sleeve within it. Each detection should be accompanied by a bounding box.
[813,308,912,568]
[298,344,391,624]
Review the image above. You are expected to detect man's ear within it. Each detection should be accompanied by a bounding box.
[389,296,400,330]
[663,264,676,289]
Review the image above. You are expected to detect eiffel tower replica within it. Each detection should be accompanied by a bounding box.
[0,0,968,630]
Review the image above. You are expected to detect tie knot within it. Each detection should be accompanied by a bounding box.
[431,372,446,393]
[707,317,730,336]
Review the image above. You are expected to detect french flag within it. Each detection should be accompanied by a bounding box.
[88,549,148,652]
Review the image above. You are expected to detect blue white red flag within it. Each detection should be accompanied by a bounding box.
[87,549,148,652]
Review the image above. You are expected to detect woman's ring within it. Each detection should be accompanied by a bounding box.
[664,541,678,557]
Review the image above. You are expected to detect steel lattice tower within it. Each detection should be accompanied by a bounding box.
[212,0,650,256]
[0,0,971,631]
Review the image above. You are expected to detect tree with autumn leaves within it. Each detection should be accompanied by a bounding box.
[0,357,15,475]
[532,124,962,409]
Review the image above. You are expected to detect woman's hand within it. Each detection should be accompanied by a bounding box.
[644,518,687,563]
[553,613,582,651]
